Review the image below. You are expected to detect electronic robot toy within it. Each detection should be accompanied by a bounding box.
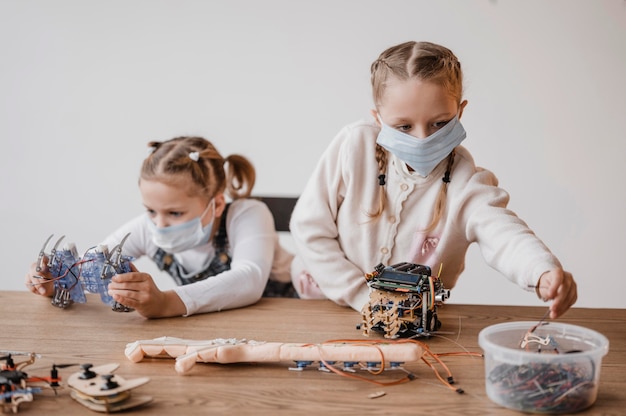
[358,262,450,339]
[1,351,151,413]
[33,233,133,312]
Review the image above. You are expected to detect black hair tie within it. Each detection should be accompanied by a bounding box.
[378,174,386,186]
[442,150,455,184]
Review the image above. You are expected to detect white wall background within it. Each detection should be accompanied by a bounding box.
[1,0,625,309]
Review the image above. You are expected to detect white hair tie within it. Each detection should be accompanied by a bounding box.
[189,151,200,162]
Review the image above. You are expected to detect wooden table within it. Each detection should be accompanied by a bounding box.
[1,291,624,415]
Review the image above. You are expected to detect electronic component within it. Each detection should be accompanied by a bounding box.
[1,352,151,413]
[47,239,85,308]
[1,352,54,413]
[125,336,468,393]
[35,233,134,312]
[125,337,422,375]
[359,262,450,339]
[67,363,152,413]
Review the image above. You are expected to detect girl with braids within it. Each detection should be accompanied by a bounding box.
[289,41,577,319]
[25,136,293,318]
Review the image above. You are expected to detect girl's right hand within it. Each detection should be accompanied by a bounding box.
[108,263,186,318]
[24,256,55,297]
[536,269,577,319]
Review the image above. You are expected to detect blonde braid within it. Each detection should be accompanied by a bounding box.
[366,144,388,219]
[423,150,456,233]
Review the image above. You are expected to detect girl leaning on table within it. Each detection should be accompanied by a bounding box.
[25,136,294,318]
[289,40,577,319]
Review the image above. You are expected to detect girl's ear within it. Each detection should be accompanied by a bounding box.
[370,109,381,126]
[458,100,468,119]
[214,193,227,218]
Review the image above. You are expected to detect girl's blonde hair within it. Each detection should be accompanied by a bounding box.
[141,136,256,201]
[370,41,463,232]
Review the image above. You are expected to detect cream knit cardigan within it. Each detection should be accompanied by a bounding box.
[290,119,560,311]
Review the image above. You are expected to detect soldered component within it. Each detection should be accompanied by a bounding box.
[359,262,450,339]
[34,233,134,312]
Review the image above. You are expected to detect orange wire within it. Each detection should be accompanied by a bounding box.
[309,340,416,386]
[318,357,414,386]
[420,355,459,392]
[307,339,472,392]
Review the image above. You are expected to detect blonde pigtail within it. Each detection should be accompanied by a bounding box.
[223,154,256,200]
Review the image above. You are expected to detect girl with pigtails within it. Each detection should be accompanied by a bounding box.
[26,136,293,318]
[289,41,577,319]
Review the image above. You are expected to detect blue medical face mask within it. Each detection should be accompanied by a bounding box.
[376,115,466,177]
[148,199,215,253]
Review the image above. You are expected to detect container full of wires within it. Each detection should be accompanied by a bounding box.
[478,321,608,414]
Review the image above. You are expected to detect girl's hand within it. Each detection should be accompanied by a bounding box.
[108,263,186,318]
[24,256,55,297]
[536,269,577,319]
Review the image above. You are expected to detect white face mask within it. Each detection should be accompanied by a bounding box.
[376,115,466,177]
[148,199,215,253]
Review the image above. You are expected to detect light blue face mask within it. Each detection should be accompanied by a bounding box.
[147,199,215,253]
[376,115,466,177]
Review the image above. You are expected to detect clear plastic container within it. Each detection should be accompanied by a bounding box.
[478,321,609,414]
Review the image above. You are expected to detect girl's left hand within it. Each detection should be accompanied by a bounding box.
[108,263,186,318]
[536,269,577,319]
